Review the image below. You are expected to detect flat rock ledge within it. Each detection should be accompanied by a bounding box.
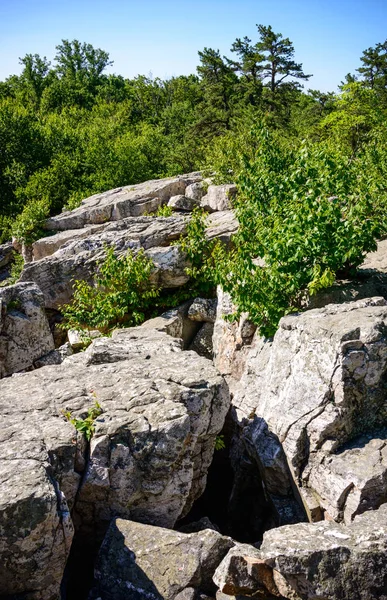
[0,327,229,600]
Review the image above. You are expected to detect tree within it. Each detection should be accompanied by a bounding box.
[55,39,112,83]
[253,24,311,94]
[196,48,239,133]
[19,54,52,105]
[357,42,387,90]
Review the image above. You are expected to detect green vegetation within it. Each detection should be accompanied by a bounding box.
[1,27,387,336]
[63,400,102,442]
[61,246,159,332]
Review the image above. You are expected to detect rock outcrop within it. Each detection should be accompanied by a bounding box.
[93,519,234,599]
[214,504,387,600]
[232,297,387,524]
[0,327,229,599]
[0,281,55,377]
[44,173,202,231]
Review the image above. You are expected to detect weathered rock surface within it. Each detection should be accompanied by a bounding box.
[232,297,387,523]
[0,327,229,599]
[168,194,201,212]
[189,323,214,359]
[0,241,14,268]
[206,211,238,245]
[214,504,387,600]
[141,302,200,348]
[213,287,256,388]
[0,281,55,377]
[189,298,218,323]
[93,519,234,599]
[201,185,237,212]
[45,173,202,231]
[21,216,191,309]
[185,181,207,202]
[22,211,238,310]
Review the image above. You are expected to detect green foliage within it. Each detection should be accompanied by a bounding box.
[178,207,222,295]
[217,126,382,335]
[156,204,173,217]
[215,435,226,451]
[61,245,159,332]
[7,254,24,285]
[12,198,50,244]
[63,400,102,442]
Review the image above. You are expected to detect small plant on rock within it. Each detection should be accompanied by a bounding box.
[61,245,159,333]
[63,400,102,442]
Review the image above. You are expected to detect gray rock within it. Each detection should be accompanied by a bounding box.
[206,211,238,246]
[0,242,14,268]
[45,173,202,231]
[185,181,206,202]
[0,328,229,599]
[189,323,214,359]
[0,282,55,377]
[168,194,201,211]
[33,349,63,368]
[201,185,237,212]
[214,504,387,600]
[188,298,218,323]
[20,216,191,309]
[213,287,256,389]
[93,518,234,599]
[232,297,387,523]
[141,302,200,348]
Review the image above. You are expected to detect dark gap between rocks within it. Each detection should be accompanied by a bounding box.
[177,419,274,544]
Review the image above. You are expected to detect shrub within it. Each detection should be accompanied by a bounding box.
[61,245,159,332]
[183,124,383,337]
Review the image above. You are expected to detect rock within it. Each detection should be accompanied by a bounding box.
[33,349,63,368]
[0,328,229,599]
[213,287,256,389]
[213,543,274,597]
[206,211,238,246]
[201,185,237,212]
[67,328,102,350]
[0,282,55,377]
[58,341,74,360]
[168,194,200,211]
[45,173,202,231]
[141,302,200,348]
[188,298,218,323]
[185,181,206,202]
[189,323,214,359]
[214,504,387,600]
[0,242,14,268]
[232,297,387,523]
[20,216,191,309]
[93,518,234,599]
[33,224,108,261]
[179,516,220,534]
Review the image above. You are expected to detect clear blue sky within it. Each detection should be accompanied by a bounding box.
[1,0,386,92]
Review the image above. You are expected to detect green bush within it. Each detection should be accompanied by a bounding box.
[183,125,384,337]
[11,198,50,244]
[61,245,159,332]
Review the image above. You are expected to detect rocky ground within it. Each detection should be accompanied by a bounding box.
[1,173,387,600]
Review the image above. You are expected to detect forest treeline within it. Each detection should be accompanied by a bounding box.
[1,25,387,249]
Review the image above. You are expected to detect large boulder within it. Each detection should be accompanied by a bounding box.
[232,297,387,523]
[0,327,229,599]
[93,519,234,599]
[201,185,237,212]
[44,173,202,231]
[214,504,387,600]
[0,281,55,377]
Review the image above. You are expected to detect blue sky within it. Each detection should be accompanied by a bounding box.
[1,0,386,92]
